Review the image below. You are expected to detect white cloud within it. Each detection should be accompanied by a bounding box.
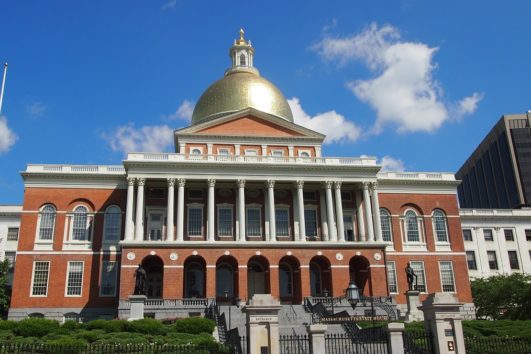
[165,100,195,122]
[288,97,361,144]
[161,0,177,10]
[104,124,174,154]
[27,102,47,117]
[313,22,482,134]
[378,155,405,172]
[0,116,18,154]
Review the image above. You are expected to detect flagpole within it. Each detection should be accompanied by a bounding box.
[0,63,8,115]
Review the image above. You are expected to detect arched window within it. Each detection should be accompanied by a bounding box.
[38,204,56,241]
[240,53,246,66]
[28,313,44,318]
[185,262,205,298]
[380,208,393,242]
[405,210,419,242]
[216,264,233,298]
[279,263,293,297]
[103,206,122,241]
[309,263,322,296]
[191,148,201,155]
[72,206,88,241]
[432,210,449,243]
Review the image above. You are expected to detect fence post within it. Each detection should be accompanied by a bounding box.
[307,324,327,354]
[387,323,405,354]
[419,293,466,354]
[243,294,282,354]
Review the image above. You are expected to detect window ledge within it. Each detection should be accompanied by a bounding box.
[402,243,427,251]
[34,241,53,251]
[435,243,451,251]
[63,241,92,251]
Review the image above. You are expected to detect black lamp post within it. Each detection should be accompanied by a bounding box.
[224,290,231,329]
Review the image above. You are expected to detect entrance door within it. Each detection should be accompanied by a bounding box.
[146,272,162,298]
[343,213,354,241]
[148,211,164,241]
[248,263,266,298]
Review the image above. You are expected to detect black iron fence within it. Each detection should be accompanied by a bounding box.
[325,333,388,354]
[465,336,531,354]
[279,334,312,354]
[0,343,232,354]
[403,330,434,354]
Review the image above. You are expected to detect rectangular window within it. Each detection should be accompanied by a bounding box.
[148,188,165,199]
[271,150,284,157]
[483,229,494,241]
[245,149,258,156]
[410,261,427,293]
[275,208,290,237]
[217,207,233,236]
[439,261,456,292]
[303,191,317,201]
[341,191,353,201]
[31,261,50,296]
[462,229,473,242]
[100,261,117,296]
[304,209,318,238]
[247,208,262,236]
[7,227,19,241]
[66,261,84,296]
[466,251,477,270]
[526,230,531,241]
[387,261,398,293]
[487,251,498,270]
[5,251,15,285]
[218,148,230,155]
[188,207,203,236]
[504,229,515,241]
[508,251,520,270]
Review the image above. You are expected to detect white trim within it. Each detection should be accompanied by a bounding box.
[304,205,319,238]
[18,251,121,255]
[65,261,84,297]
[190,147,203,155]
[298,149,311,158]
[275,206,291,237]
[34,204,56,249]
[187,204,204,237]
[330,265,349,268]
[438,260,456,293]
[163,265,184,268]
[386,261,398,294]
[217,148,230,155]
[270,149,285,157]
[244,149,259,156]
[146,207,166,241]
[30,261,50,297]
[387,251,466,256]
[217,204,234,237]
[103,205,122,243]
[246,205,262,237]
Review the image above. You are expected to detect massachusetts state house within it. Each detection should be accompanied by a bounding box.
[9,31,473,321]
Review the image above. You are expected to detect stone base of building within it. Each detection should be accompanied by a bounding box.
[396,302,476,321]
[7,307,117,322]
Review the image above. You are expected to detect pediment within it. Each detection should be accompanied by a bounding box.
[175,108,325,140]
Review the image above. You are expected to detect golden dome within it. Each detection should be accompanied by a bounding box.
[191,30,293,125]
[191,70,294,125]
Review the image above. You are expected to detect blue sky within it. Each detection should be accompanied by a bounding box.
[1,0,530,204]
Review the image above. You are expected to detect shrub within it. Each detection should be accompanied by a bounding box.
[173,317,215,334]
[0,320,17,331]
[83,319,130,333]
[75,329,105,343]
[14,318,60,337]
[129,318,167,335]
[61,320,81,331]
[93,331,150,345]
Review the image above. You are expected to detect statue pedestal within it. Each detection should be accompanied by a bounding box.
[128,295,147,321]
[404,290,423,322]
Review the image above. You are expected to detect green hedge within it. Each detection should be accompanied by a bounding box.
[173,317,215,334]
[14,318,60,337]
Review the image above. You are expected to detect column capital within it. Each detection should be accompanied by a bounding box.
[371,181,379,189]
[177,178,186,187]
[238,179,246,188]
[167,178,176,187]
[296,180,304,189]
[127,177,136,186]
[137,178,146,186]
[494,226,501,231]
[362,181,370,190]
[334,181,342,190]
[324,181,333,189]
[266,180,275,189]
[207,178,216,187]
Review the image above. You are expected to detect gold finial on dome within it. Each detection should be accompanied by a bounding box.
[236,28,246,45]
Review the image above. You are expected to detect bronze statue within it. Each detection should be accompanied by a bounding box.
[134,264,147,295]
[405,262,418,291]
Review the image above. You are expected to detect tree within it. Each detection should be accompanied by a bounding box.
[471,273,531,320]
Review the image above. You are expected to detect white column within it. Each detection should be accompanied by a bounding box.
[355,190,366,242]
[296,180,306,241]
[319,190,329,241]
[325,181,337,241]
[495,227,510,273]
[124,177,136,241]
[363,182,375,242]
[267,180,276,242]
[238,179,246,241]
[207,143,213,155]
[334,181,345,242]
[371,182,383,242]
[235,144,241,156]
[176,178,185,242]
[261,145,267,157]
[166,178,175,241]
[207,179,216,242]
[473,227,488,276]
[134,178,145,241]
[293,188,300,240]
